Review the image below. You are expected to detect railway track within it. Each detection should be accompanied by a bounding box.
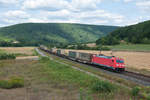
[39,48,150,86]
[124,71,150,83]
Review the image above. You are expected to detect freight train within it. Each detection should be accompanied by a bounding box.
[39,46,125,72]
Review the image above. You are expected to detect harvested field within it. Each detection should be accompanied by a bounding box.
[16,56,39,60]
[0,47,35,55]
[63,49,150,71]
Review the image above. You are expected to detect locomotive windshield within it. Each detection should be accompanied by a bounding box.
[116,60,124,63]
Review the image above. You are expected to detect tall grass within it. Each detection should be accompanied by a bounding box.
[131,86,141,96]
[91,80,116,93]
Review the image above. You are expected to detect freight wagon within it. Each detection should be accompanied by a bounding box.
[68,51,78,60]
[77,52,93,63]
[56,49,67,57]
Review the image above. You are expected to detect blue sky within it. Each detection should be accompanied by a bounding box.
[0,0,150,27]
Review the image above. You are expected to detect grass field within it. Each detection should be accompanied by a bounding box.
[106,44,150,52]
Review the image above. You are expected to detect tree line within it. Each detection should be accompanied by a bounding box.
[96,20,150,45]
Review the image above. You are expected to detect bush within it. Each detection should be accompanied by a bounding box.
[147,94,150,100]
[40,57,50,62]
[0,80,12,89]
[131,86,141,96]
[91,80,116,93]
[0,77,24,89]
[0,53,16,60]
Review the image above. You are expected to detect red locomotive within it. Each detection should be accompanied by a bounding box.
[91,55,125,71]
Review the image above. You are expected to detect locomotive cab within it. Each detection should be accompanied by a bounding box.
[114,58,125,72]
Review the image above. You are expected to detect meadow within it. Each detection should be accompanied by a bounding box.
[0,55,145,100]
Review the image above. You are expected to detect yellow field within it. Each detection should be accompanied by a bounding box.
[0,47,35,55]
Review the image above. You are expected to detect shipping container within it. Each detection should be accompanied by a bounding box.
[56,49,67,56]
[57,49,61,55]
[78,52,92,63]
[68,51,79,59]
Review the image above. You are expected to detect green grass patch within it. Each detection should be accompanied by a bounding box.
[107,44,150,51]
[40,57,117,94]
[32,49,40,56]
[91,80,116,93]
[0,77,24,89]
[131,86,141,96]
[13,53,30,57]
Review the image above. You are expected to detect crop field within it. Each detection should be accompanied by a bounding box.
[0,47,35,55]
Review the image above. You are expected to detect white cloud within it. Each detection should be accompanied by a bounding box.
[124,0,133,3]
[74,10,124,24]
[0,0,18,4]
[69,0,102,11]
[136,1,150,12]
[34,9,124,25]
[4,10,30,19]
[22,0,102,12]
[3,10,30,24]
[0,0,149,27]
[22,0,69,10]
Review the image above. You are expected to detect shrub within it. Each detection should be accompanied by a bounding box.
[40,57,50,62]
[131,86,141,96]
[147,94,150,100]
[9,77,24,88]
[0,80,12,89]
[0,53,16,60]
[91,80,116,93]
[0,77,24,89]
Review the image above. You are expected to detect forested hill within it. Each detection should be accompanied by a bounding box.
[96,20,150,45]
[0,23,118,46]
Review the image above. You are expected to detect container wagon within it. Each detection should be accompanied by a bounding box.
[68,51,79,61]
[77,52,93,63]
[56,49,67,57]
